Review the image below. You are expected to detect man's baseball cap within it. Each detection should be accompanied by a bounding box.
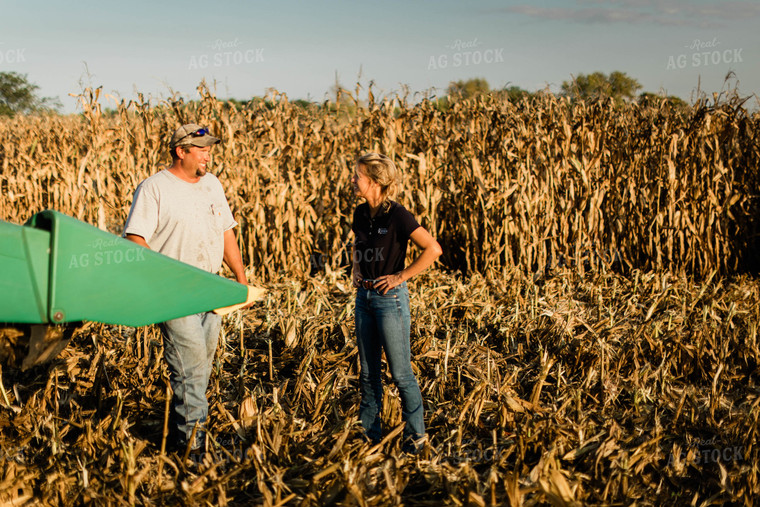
[170,123,221,149]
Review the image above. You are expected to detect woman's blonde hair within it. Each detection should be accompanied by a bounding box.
[356,152,400,203]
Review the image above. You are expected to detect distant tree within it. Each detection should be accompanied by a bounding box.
[0,72,60,117]
[433,97,450,112]
[638,92,689,110]
[448,78,490,100]
[561,71,642,102]
[225,98,248,109]
[292,99,313,109]
[498,85,532,102]
[223,97,278,111]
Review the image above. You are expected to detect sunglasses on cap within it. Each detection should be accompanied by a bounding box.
[179,127,211,141]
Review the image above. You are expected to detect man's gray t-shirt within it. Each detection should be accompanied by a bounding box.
[123,169,237,273]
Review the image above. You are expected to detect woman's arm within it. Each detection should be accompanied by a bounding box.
[373,226,442,294]
[352,241,363,287]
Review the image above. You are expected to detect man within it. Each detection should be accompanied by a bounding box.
[123,123,249,452]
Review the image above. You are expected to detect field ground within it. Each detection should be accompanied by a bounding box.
[1,268,758,505]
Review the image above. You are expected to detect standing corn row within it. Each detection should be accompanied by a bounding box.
[1,85,758,278]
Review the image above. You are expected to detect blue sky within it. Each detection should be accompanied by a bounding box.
[1,0,758,113]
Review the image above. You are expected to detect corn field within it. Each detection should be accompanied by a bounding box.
[0,85,759,504]
[2,85,759,278]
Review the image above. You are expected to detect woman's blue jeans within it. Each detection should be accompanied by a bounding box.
[355,282,425,443]
[159,311,221,448]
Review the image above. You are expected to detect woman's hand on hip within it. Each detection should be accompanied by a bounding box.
[375,273,403,294]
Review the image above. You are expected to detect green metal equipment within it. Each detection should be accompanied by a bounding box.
[1,210,250,368]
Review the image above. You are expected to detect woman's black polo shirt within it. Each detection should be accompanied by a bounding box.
[352,201,420,280]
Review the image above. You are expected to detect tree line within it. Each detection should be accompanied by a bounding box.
[446,72,688,108]
[1,70,692,118]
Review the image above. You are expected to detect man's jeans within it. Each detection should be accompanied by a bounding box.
[355,282,425,443]
[159,311,221,449]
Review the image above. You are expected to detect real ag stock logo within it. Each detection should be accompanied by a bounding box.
[0,43,26,65]
[666,436,744,468]
[666,37,743,70]
[427,38,504,70]
[188,38,265,70]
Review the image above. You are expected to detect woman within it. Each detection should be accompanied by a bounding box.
[351,152,442,453]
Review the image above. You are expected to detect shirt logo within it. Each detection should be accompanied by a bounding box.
[378,228,388,235]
